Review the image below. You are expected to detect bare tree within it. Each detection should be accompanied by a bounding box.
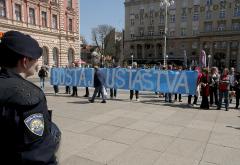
[80,35,88,45]
[91,24,114,55]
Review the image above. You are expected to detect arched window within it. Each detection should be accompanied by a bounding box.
[52,47,59,66]
[68,48,74,65]
[42,46,49,66]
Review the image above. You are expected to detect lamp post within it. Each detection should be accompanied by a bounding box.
[208,54,211,70]
[160,0,175,67]
[131,54,134,68]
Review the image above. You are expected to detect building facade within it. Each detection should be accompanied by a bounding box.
[0,0,80,67]
[124,0,240,70]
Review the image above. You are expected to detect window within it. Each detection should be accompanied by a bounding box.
[41,11,47,27]
[169,31,175,37]
[206,0,212,6]
[205,22,213,32]
[29,8,35,25]
[67,0,72,8]
[139,28,144,36]
[181,28,187,36]
[206,10,212,20]
[52,14,58,29]
[160,14,164,24]
[193,13,199,21]
[159,29,164,36]
[68,18,73,32]
[170,14,175,23]
[148,26,154,36]
[0,0,6,17]
[217,22,226,31]
[232,22,240,30]
[234,6,240,17]
[15,4,21,21]
[192,29,199,36]
[53,47,59,66]
[130,33,134,39]
[181,8,187,22]
[219,9,225,19]
[130,18,134,26]
[68,48,74,65]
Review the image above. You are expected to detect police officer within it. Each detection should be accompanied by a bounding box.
[0,31,60,164]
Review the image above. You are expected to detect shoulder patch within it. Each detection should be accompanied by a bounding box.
[24,113,44,136]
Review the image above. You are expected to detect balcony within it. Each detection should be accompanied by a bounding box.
[199,29,240,37]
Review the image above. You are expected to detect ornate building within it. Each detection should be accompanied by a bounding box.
[0,0,80,67]
[124,0,240,70]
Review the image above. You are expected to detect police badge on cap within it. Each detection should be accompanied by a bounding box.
[24,113,44,136]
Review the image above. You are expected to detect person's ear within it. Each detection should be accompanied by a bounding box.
[18,57,28,69]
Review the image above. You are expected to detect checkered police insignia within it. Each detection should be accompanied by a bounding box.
[24,113,44,136]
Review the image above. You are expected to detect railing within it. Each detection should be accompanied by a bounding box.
[199,29,240,36]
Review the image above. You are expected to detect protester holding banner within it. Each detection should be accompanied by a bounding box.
[217,68,230,111]
[130,62,140,101]
[229,67,236,103]
[71,63,78,97]
[165,65,173,103]
[89,66,107,103]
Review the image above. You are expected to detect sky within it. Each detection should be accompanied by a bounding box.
[80,0,125,44]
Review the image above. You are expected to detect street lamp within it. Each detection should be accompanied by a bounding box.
[208,54,212,70]
[131,54,134,68]
[160,0,175,67]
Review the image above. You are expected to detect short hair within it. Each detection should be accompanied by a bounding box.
[0,45,25,68]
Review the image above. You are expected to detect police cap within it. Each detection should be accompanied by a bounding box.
[0,31,42,60]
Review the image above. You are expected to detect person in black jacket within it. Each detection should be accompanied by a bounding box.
[89,66,107,103]
[0,31,60,164]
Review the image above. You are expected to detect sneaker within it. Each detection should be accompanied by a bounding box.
[217,107,221,110]
[179,100,182,102]
[101,100,106,103]
[225,108,229,111]
[89,99,94,103]
[83,94,89,97]
[136,98,140,102]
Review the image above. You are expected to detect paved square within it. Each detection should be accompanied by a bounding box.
[42,84,240,165]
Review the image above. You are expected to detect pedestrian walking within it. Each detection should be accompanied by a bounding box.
[89,66,107,103]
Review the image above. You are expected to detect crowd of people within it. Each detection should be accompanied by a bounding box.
[44,61,240,111]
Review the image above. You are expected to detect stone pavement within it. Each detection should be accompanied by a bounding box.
[41,83,240,165]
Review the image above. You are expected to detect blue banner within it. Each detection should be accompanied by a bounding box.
[50,68,198,95]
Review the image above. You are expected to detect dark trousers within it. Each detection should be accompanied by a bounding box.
[130,90,139,100]
[72,86,78,96]
[85,87,89,96]
[188,95,198,104]
[174,94,182,101]
[200,96,209,109]
[110,88,117,98]
[53,85,59,94]
[236,92,240,108]
[209,86,218,105]
[165,93,172,102]
[236,89,240,108]
[66,86,71,94]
